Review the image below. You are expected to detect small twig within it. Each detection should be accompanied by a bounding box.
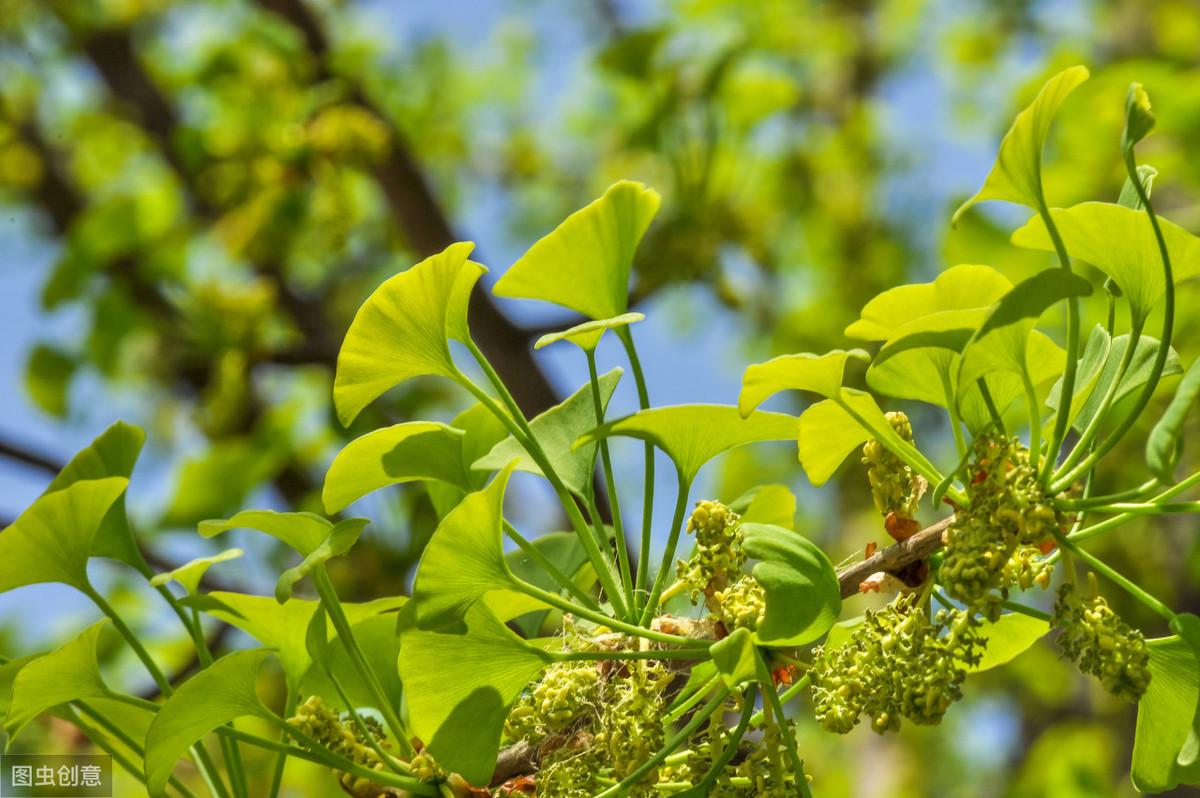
[835,517,953,599]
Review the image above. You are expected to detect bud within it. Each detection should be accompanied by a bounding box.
[1123,83,1156,150]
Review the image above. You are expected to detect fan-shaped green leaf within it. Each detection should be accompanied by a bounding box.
[975,269,1093,339]
[44,421,145,568]
[426,403,511,517]
[474,369,621,496]
[5,621,114,739]
[742,523,840,646]
[738,349,870,415]
[411,465,541,631]
[534,312,645,351]
[729,485,797,530]
[493,181,660,320]
[397,602,553,786]
[275,518,370,602]
[710,627,757,688]
[198,510,332,557]
[846,264,1012,341]
[1012,202,1200,325]
[1132,635,1200,792]
[969,612,1049,673]
[0,477,129,593]
[1054,333,1180,434]
[333,242,485,426]
[953,65,1089,224]
[1147,357,1200,481]
[504,531,591,637]
[578,404,797,483]
[796,391,906,486]
[323,422,469,514]
[149,549,242,595]
[145,649,276,796]
[1171,614,1200,769]
[1046,325,1111,428]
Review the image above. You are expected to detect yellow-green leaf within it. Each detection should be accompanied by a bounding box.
[953,65,1089,224]
[493,181,660,320]
[322,422,469,514]
[1132,635,1200,792]
[333,242,485,426]
[534,312,645,352]
[274,517,369,602]
[199,510,333,557]
[5,621,114,739]
[738,349,870,416]
[149,549,242,595]
[577,404,797,483]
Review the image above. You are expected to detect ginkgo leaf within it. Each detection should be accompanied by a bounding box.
[411,465,541,631]
[1045,325,1112,428]
[474,369,622,496]
[729,484,797,530]
[493,181,660,320]
[738,349,870,415]
[534,312,645,351]
[1012,202,1200,325]
[1132,635,1200,792]
[742,523,840,647]
[322,422,469,514]
[710,627,757,688]
[148,549,242,595]
[1058,333,1180,434]
[275,518,370,602]
[796,391,907,486]
[397,602,553,786]
[577,404,797,483]
[144,649,277,796]
[1147,357,1200,481]
[0,477,129,594]
[969,613,1048,672]
[958,322,1066,404]
[43,420,146,569]
[302,608,406,711]
[975,269,1093,339]
[426,403,511,517]
[846,264,1012,341]
[5,621,114,739]
[953,65,1089,224]
[199,510,333,557]
[333,242,486,426]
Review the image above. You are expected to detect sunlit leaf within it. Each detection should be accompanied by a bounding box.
[1011,202,1200,325]
[1132,635,1200,792]
[846,264,1012,341]
[199,510,333,557]
[275,517,370,602]
[0,477,128,593]
[1046,325,1111,428]
[44,421,145,569]
[411,465,541,631]
[796,391,906,486]
[578,404,797,483]
[534,312,645,352]
[148,548,243,595]
[969,612,1049,673]
[975,269,1092,339]
[144,649,276,796]
[1171,614,1200,769]
[398,602,553,786]
[505,531,590,637]
[952,65,1089,224]
[426,403,510,517]
[710,627,757,688]
[729,484,797,530]
[493,181,660,320]
[1051,333,1181,434]
[322,422,469,514]
[302,602,407,711]
[742,523,840,646]
[333,242,485,426]
[1147,358,1200,481]
[5,621,114,739]
[738,349,869,415]
[474,369,621,496]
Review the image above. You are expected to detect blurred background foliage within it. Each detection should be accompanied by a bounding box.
[1,0,1199,795]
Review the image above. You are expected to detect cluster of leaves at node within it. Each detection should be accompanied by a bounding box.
[4,63,1200,798]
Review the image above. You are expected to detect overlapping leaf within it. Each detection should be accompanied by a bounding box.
[1132,635,1200,792]
[397,602,553,786]
[493,181,660,320]
[741,523,840,647]
[333,242,485,426]
[275,518,369,602]
[534,312,645,351]
[323,422,469,514]
[144,649,276,796]
[0,477,129,593]
[149,548,243,595]
[5,621,115,738]
[1147,357,1200,480]
[199,510,333,556]
[577,404,797,483]
[738,349,869,416]
[953,65,1089,223]
[474,369,622,496]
